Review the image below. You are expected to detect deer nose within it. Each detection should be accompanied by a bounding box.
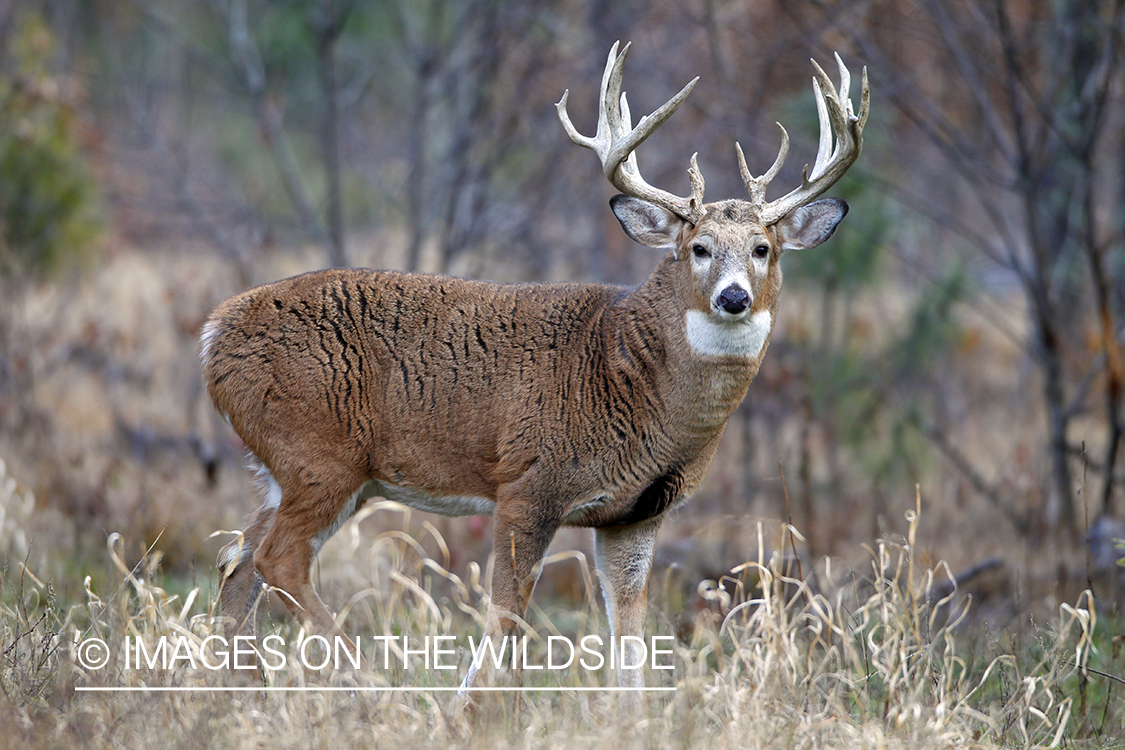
[716,285,750,315]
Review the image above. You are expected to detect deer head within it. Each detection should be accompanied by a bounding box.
[558,43,869,356]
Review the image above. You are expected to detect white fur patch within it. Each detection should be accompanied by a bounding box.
[198,319,220,366]
[714,272,751,301]
[218,463,282,569]
[684,309,772,359]
[355,479,495,519]
[563,493,613,525]
[253,464,283,511]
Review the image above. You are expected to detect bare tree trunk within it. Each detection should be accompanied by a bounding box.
[438,2,492,271]
[1066,0,1125,515]
[312,0,351,268]
[800,0,1125,535]
[223,0,327,249]
[1085,227,1125,516]
[404,76,430,273]
[397,1,444,273]
[998,0,1078,533]
[1033,291,1075,531]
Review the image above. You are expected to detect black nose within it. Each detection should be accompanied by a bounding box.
[717,285,750,314]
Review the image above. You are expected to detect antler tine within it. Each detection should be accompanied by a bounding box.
[736,123,789,205]
[858,65,870,129]
[753,55,868,226]
[835,52,851,114]
[600,42,628,148]
[810,76,834,180]
[557,42,627,156]
[810,57,854,179]
[556,42,707,223]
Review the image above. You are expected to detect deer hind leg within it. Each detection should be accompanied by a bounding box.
[250,466,367,661]
[217,467,282,637]
[594,516,662,711]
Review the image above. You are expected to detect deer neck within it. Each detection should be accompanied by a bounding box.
[606,253,770,435]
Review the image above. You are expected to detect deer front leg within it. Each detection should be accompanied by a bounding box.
[454,500,559,707]
[594,516,662,712]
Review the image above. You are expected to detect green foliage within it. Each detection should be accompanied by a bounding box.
[235,1,388,121]
[786,169,971,493]
[785,170,889,293]
[839,264,968,487]
[893,264,969,378]
[0,12,101,279]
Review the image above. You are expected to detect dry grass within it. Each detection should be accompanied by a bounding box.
[1,244,1122,747]
[1,462,1116,749]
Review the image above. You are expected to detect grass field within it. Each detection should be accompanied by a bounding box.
[1,470,1119,749]
[0,246,1122,748]
[0,245,1121,749]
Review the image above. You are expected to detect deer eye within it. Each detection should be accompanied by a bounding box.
[691,243,710,259]
[753,244,770,259]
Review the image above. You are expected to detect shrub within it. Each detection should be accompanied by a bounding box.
[0,12,100,279]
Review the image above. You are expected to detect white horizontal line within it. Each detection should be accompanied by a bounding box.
[75,686,677,693]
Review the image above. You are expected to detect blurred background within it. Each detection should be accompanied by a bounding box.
[0,0,1122,626]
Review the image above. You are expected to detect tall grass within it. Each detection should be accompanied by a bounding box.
[0,474,1116,748]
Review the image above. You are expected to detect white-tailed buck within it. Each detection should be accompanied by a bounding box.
[201,42,868,702]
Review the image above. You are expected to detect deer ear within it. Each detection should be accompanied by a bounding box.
[776,198,848,252]
[610,195,690,250]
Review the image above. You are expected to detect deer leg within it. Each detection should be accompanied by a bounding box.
[455,501,559,703]
[217,470,282,638]
[594,516,661,712]
[251,471,365,663]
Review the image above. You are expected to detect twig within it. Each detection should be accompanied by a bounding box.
[778,460,809,610]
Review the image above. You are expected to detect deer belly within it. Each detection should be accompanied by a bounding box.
[354,478,496,518]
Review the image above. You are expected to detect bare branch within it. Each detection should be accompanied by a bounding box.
[223,0,328,246]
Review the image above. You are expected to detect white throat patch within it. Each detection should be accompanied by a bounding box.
[684,309,772,359]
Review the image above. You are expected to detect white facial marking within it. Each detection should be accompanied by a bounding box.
[684,309,772,359]
[688,243,712,270]
[752,249,770,273]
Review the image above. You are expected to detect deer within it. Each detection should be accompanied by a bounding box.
[200,42,868,706]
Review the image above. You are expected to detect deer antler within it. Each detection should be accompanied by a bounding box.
[557,42,707,224]
[739,53,869,226]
